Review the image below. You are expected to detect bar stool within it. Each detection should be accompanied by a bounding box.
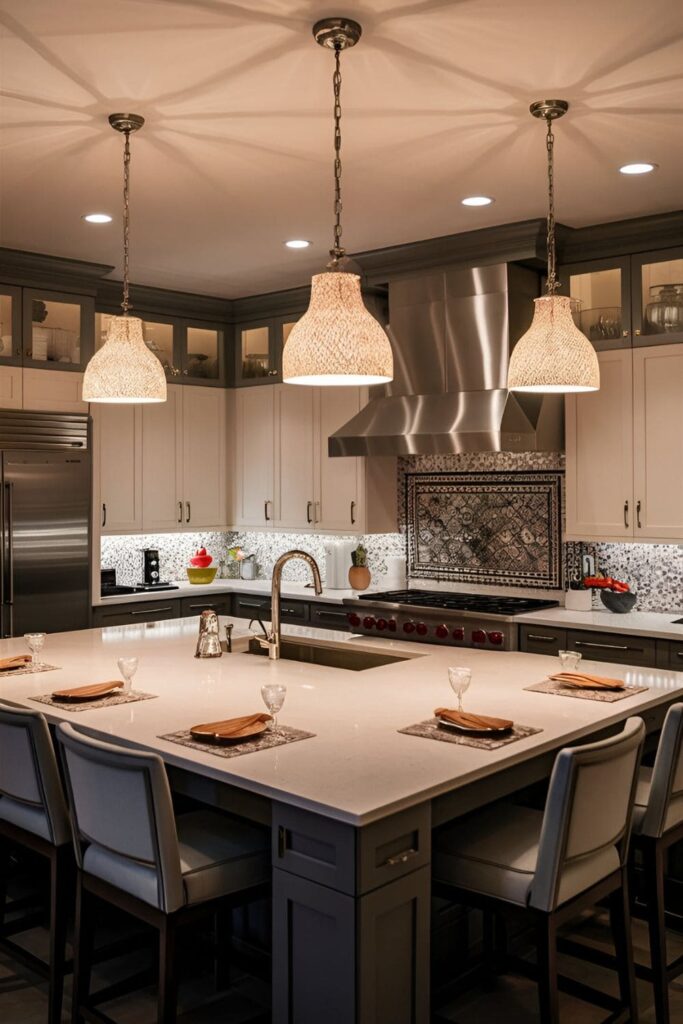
[0,701,73,1024]
[433,717,645,1024]
[57,722,270,1024]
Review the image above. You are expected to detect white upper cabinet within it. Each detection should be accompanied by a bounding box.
[181,386,227,529]
[274,385,316,529]
[94,405,143,534]
[234,385,275,528]
[315,387,362,532]
[566,350,634,540]
[566,343,683,542]
[142,385,184,531]
[633,345,683,539]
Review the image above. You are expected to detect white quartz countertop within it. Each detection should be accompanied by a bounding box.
[95,578,356,607]
[2,616,681,826]
[515,606,683,642]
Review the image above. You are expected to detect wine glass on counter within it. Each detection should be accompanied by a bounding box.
[24,632,46,667]
[448,666,472,713]
[261,683,287,733]
[117,656,139,693]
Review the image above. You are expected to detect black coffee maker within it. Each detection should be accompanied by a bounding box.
[139,548,176,591]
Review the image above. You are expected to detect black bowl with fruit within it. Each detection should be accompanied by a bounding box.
[584,575,637,614]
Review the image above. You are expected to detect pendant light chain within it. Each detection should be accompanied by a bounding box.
[545,114,558,295]
[330,44,345,268]
[121,128,132,315]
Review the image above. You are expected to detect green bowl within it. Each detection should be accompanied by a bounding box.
[186,567,218,585]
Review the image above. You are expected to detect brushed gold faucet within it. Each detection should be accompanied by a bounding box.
[253,550,322,660]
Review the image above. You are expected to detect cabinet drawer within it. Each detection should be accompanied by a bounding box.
[308,603,350,631]
[567,629,657,667]
[180,594,232,618]
[232,593,309,625]
[663,640,683,671]
[518,625,567,656]
[92,599,180,627]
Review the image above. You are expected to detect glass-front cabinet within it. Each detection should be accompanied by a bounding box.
[559,256,631,350]
[95,312,226,385]
[632,246,683,344]
[0,285,22,363]
[22,289,94,370]
[235,314,301,386]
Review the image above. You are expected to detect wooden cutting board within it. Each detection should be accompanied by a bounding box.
[52,680,124,702]
[190,712,272,743]
[435,708,513,733]
[0,655,33,672]
[548,672,625,691]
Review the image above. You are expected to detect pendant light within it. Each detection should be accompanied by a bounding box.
[283,18,393,387]
[83,114,167,404]
[507,100,599,394]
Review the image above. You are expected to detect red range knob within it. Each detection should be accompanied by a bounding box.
[376,618,388,631]
[487,630,504,646]
[416,622,428,636]
[347,612,361,627]
[362,616,376,630]
[435,624,449,639]
[403,621,416,634]
[388,619,397,632]
[452,627,465,641]
[472,629,487,644]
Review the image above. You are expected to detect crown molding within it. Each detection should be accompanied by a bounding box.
[0,247,114,294]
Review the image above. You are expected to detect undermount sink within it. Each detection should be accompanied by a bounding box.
[247,636,412,672]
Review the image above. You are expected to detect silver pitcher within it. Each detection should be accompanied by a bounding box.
[194,610,222,659]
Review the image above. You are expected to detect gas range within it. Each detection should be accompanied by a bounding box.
[343,589,559,651]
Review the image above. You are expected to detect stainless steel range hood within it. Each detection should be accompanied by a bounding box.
[329,264,564,456]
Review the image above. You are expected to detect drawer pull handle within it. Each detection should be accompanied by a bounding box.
[306,501,313,524]
[282,607,298,615]
[130,606,173,616]
[185,501,191,524]
[574,641,631,652]
[188,603,220,611]
[102,503,107,528]
[636,499,642,529]
[350,500,356,525]
[178,501,183,524]
[383,847,419,868]
[240,600,268,610]
[277,825,287,859]
[315,610,347,621]
[527,634,557,642]
[264,499,271,522]
[624,500,629,528]
[675,652,683,659]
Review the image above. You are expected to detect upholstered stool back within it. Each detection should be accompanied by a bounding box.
[0,702,70,846]
[640,702,683,838]
[530,716,645,912]
[58,723,185,912]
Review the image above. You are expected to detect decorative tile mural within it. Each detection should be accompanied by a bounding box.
[405,470,563,588]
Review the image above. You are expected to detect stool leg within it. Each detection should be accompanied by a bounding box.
[48,846,70,1024]
[609,871,640,1024]
[645,840,669,1024]
[71,876,95,1024]
[536,914,559,1024]
[157,916,178,1024]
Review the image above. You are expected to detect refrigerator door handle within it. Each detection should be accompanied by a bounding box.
[5,482,14,607]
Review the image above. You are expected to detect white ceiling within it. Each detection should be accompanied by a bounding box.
[1,0,682,298]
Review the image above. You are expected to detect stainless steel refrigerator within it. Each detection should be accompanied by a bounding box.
[0,410,91,637]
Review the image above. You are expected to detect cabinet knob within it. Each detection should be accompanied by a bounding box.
[170,365,181,376]
[267,369,278,377]
[634,329,642,337]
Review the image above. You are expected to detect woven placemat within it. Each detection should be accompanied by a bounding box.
[524,680,649,703]
[159,724,315,759]
[30,690,158,711]
[399,718,542,750]
[0,663,60,679]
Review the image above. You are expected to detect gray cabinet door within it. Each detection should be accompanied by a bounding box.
[92,599,180,628]
[308,603,351,631]
[567,628,657,667]
[180,593,232,618]
[519,624,567,656]
[232,593,309,625]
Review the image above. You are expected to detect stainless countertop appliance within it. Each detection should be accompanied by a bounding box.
[344,589,559,651]
[0,411,92,637]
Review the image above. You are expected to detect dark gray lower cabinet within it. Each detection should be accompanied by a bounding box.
[272,802,431,1024]
[232,593,309,625]
[92,599,180,627]
[180,594,232,618]
[308,603,353,631]
[518,623,673,669]
[518,625,567,656]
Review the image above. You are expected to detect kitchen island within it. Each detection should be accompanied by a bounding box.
[1,617,682,1024]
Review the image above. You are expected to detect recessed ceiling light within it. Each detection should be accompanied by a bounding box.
[619,162,657,175]
[461,196,494,207]
[82,213,112,223]
[284,239,311,249]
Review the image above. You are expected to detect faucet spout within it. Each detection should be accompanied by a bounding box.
[268,550,322,660]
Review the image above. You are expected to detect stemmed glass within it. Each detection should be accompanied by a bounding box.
[24,633,46,667]
[448,666,472,713]
[117,656,139,693]
[261,683,287,734]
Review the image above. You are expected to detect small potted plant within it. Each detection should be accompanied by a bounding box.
[348,543,371,591]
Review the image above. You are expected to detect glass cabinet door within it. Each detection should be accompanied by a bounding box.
[632,247,683,345]
[237,323,277,384]
[95,312,177,375]
[183,323,223,383]
[23,289,94,369]
[559,257,630,349]
[0,285,21,363]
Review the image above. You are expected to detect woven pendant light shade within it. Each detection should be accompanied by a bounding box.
[283,272,393,386]
[83,315,167,403]
[507,294,600,393]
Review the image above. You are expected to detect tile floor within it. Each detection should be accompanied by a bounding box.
[1,911,681,1022]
